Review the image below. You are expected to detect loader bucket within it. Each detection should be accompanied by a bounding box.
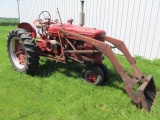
[134,75,156,111]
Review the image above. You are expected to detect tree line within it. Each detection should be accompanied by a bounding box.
[0,18,19,26]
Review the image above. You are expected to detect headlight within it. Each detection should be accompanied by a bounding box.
[99,32,106,37]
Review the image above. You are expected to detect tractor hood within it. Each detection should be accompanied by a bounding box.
[48,23,106,38]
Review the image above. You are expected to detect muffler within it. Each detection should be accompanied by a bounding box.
[134,75,157,111]
[79,0,85,26]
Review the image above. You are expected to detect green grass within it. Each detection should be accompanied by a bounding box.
[0,26,160,120]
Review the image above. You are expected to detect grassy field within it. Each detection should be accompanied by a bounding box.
[0,26,160,120]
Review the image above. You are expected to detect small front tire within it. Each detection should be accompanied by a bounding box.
[99,63,110,83]
[82,65,104,85]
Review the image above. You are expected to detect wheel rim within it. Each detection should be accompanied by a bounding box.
[85,70,97,83]
[10,37,26,69]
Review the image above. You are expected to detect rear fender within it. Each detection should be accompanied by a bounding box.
[18,22,37,38]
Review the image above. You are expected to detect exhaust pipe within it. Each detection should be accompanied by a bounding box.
[79,0,85,26]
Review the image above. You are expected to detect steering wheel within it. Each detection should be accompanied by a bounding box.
[38,11,51,25]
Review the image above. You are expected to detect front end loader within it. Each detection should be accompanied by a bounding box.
[59,30,157,111]
[6,1,156,111]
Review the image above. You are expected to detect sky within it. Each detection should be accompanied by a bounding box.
[0,0,18,18]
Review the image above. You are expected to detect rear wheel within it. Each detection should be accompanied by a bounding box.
[7,28,39,74]
[82,65,104,85]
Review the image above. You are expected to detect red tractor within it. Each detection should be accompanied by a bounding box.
[7,7,156,111]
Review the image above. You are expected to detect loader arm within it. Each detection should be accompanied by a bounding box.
[105,36,144,79]
[60,30,157,111]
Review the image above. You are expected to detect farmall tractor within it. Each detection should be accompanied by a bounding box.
[7,1,156,111]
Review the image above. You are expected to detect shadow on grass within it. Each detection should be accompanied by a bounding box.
[34,58,125,92]
[104,69,125,92]
[36,59,84,79]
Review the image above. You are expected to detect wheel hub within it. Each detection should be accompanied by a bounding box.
[10,37,26,69]
[86,70,97,83]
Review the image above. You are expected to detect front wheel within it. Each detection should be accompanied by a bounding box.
[82,65,104,85]
[7,28,39,74]
[99,63,110,83]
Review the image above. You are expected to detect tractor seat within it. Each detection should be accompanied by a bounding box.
[35,23,46,28]
[33,19,47,28]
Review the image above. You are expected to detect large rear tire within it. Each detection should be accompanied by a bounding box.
[82,65,104,85]
[7,28,39,74]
